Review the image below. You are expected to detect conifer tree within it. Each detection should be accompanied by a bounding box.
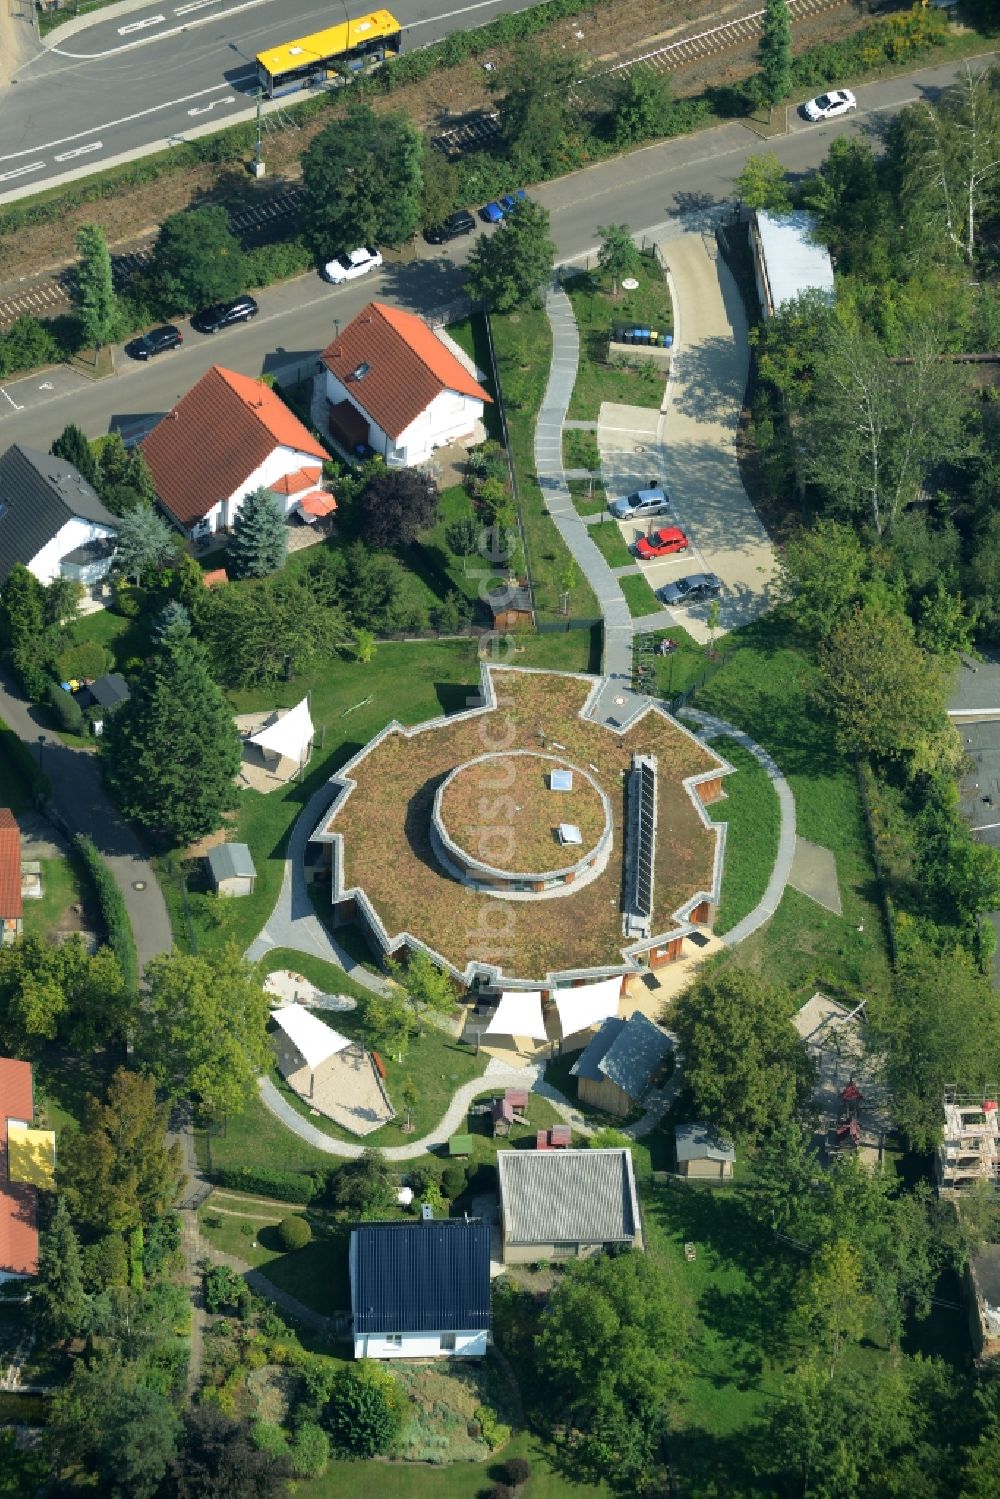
[75,224,118,351]
[227,488,288,579]
[32,1197,89,1343]
[758,0,792,108]
[51,423,99,488]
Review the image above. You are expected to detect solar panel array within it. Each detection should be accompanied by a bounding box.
[634,761,656,918]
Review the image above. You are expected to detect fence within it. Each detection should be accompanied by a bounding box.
[536,616,603,635]
[482,306,537,627]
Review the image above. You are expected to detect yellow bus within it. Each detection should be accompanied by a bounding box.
[255,9,402,97]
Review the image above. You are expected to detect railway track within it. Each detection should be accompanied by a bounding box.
[0,188,306,329]
[602,0,850,81]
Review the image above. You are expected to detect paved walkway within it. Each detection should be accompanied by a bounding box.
[679,708,796,946]
[535,279,634,688]
[244,782,387,995]
[0,668,172,975]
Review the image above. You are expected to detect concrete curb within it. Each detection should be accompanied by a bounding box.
[678,708,796,946]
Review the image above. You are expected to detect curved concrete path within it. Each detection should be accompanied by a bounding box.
[535,279,635,689]
[679,708,796,946]
[244,782,387,995]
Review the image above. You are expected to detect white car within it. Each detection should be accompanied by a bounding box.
[803,88,857,122]
[323,246,383,284]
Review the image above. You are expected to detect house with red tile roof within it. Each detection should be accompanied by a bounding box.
[0,1058,50,1283]
[320,302,491,467]
[0,810,22,948]
[141,366,333,541]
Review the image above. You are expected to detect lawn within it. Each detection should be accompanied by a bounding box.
[415,484,501,609]
[569,477,606,516]
[198,1201,351,1315]
[450,311,601,624]
[194,1089,338,1179]
[588,518,634,569]
[514,625,602,674]
[633,628,717,700]
[692,615,893,1001]
[564,255,672,422]
[21,854,88,941]
[619,571,661,619]
[562,429,600,471]
[707,736,781,937]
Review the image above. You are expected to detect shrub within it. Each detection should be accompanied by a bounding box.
[46,682,86,735]
[505,1455,532,1485]
[244,239,314,288]
[442,1163,467,1200]
[276,1216,312,1251]
[203,1264,245,1313]
[482,1486,513,1499]
[250,1420,291,1458]
[74,833,138,993]
[474,1405,511,1451]
[214,1166,316,1203]
[325,1362,405,1457]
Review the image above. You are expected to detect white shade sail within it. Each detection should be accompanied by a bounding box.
[553,976,622,1037]
[250,697,315,764]
[273,1003,350,1070]
[486,989,547,1041]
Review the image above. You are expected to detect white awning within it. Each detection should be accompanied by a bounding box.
[553,976,622,1037]
[486,989,547,1041]
[273,1003,351,1070]
[250,696,315,764]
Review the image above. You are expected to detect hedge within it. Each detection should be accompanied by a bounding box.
[46,682,86,736]
[214,1165,317,1204]
[74,833,139,993]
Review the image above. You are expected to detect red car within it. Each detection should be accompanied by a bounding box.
[635,526,690,560]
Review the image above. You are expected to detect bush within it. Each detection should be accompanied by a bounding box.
[74,833,138,993]
[250,1420,290,1458]
[482,1486,513,1499]
[244,239,314,288]
[291,1422,330,1478]
[203,1264,245,1313]
[46,682,86,735]
[276,1216,312,1251]
[214,1166,316,1203]
[80,1232,128,1293]
[442,1163,467,1200]
[325,1362,405,1457]
[505,1456,532,1485]
[55,641,110,682]
[474,1405,511,1451]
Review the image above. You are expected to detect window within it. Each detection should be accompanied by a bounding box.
[384,1334,402,1348]
[439,1333,456,1352]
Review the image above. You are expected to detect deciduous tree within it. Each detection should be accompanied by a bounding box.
[358,468,440,550]
[757,0,791,108]
[596,224,640,294]
[137,947,271,1117]
[670,968,814,1142]
[198,572,342,687]
[74,224,118,351]
[227,488,288,579]
[324,1360,405,1457]
[169,1405,291,1499]
[467,199,555,312]
[735,151,792,211]
[610,69,677,148]
[494,45,580,174]
[419,142,459,230]
[151,206,247,314]
[301,104,423,260]
[781,519,868,638]
[794,1238,869,1376]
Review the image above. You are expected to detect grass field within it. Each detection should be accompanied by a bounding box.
[569,478,606,515]
[21,855,88,941]
[619,571,661,618]
[194,1089,338,1179]
[564,256,672,422]
[692,616,892,1000]
[562,429,600,471]
[708,736,781,937]
[198,1201,350,1314]
[588,518,635,569]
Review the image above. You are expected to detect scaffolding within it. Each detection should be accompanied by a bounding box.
[936,1087,1000,1195]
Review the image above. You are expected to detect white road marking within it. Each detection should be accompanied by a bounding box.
[38,382,54,390]
[118,13,165,32]
[0,161,45,182]
[187,97,237,115]
[54,141,103,161]
[405,0,512,25]
[0,85,230,163]
[1,389,24,410]
[49,0,275,59]
[174,0,216,13]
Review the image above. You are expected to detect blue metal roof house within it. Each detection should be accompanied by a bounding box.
[349,1218,491,1359]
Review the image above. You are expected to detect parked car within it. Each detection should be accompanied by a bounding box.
[635,526,690,560]
[125,325,183,360]
[191,295,259,334]
[424,210,477,245]
[609,486,670,520]
[322,246,383,284]
[802,88,856,122]
[480,189,527,223]
[658,572,722,606]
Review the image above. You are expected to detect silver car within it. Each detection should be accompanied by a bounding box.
[608,486,669,520]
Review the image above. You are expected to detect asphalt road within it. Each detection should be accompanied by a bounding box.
[0,0,525,196]
[0,50,993,453]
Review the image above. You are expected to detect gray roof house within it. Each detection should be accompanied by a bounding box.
[675,1122,735,1180]
[570,1011,673,1117]
[497,1146,642,1263]
[206,842,257,897]
[0,445,117,587]
[749,210,834,320]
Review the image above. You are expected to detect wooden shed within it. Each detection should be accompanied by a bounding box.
[206,842,257,897]
[570,1011,673,1118]
[674,1122,734,1180]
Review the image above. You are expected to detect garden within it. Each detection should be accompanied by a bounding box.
[564,249,672,423]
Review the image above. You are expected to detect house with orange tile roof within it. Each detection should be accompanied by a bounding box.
[320,302,491,467]
[0,1057,55,1283]
[0,809,22,948]
[141,365,334,542]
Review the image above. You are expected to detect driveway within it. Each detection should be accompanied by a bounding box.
[0,668,172,973]
[653,232,780,644]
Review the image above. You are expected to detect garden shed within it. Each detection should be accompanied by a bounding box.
[206,842,257,897]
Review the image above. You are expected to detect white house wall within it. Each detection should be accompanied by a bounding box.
[324,370,483,467]
[196,446,324,536]
[352,1329,487,1359]
[28,517,116,585]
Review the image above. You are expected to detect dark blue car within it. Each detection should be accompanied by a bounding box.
[480,189,527,223]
